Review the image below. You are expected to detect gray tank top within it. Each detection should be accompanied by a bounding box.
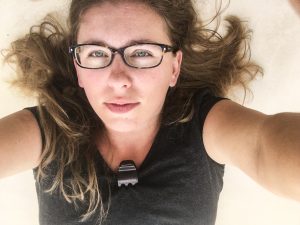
[27,89,227,225]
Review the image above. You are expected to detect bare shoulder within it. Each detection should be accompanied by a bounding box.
[202,99,269,179]
[0,109,42,178]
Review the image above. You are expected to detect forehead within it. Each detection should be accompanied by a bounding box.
[77,1,171,47]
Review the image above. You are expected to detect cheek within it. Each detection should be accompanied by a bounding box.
[75,69,106,103]
[138,69,171,106]
[76,67,102,88]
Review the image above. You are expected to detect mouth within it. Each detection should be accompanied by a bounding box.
[104,102,140,114]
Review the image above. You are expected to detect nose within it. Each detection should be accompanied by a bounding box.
[107,54,132,90]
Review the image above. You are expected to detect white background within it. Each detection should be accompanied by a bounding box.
[0,0,300,225]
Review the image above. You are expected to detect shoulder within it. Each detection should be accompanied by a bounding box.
[1,108,41,136]
[202,99,268,178]
[0,108,42,177]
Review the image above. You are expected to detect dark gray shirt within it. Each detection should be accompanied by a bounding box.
[28,89,226,225]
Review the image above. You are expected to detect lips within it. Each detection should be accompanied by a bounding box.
[104,102,140,113]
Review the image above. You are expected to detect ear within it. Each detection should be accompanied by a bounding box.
[74,59,84,88]
[169,50,183,87]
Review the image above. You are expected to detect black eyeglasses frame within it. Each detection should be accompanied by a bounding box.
[69,42,178,69]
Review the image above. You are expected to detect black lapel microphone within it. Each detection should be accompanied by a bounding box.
[117,160,138,187]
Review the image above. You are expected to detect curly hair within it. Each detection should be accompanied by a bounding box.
[3,0,262,223]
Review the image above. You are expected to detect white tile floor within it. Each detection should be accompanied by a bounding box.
[1,1,300,225]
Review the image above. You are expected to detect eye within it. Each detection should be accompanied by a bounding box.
[89,50,109,58]
[131,49,153,57]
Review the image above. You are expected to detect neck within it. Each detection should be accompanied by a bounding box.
[96,119,160,170]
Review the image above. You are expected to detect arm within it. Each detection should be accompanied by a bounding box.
[259,112,300,200]
[0,109,42,178]
[203,100,300,201]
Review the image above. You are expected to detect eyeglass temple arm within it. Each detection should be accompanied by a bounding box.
[165,45,178,53]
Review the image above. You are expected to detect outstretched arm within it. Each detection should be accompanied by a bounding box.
[203,100,300,201]
[259,112,300,200]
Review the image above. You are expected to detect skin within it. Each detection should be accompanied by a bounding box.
[0,110,41,177]
[75,2,182,170]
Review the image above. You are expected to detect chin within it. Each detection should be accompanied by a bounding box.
[102,119,139,133]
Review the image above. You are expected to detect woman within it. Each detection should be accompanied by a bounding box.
[0,0,299,225]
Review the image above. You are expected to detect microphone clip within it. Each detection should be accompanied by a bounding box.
[117,160,138,188]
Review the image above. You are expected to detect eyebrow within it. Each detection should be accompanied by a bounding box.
[79,39,159,47]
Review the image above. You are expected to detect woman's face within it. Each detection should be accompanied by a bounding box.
[75,1,182,133]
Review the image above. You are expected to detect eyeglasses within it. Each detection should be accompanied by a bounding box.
[69,43,177,69]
